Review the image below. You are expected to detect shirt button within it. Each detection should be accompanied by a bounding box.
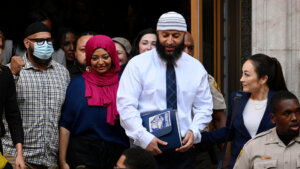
[285,161,288,164]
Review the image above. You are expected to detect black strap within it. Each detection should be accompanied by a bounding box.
[217,92,242,169]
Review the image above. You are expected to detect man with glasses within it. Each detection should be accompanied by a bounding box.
[2,22,70,169]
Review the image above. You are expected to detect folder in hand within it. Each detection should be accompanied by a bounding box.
[141,109,182,150]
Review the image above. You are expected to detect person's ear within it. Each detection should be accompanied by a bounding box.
[270,113,276,124]
[260,75,268,85]
[24,38,30,49]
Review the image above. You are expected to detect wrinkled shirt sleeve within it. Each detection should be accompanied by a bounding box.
[189,72,213,143]
[117,60,154,149]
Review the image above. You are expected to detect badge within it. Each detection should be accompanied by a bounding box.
[260,156,271,160]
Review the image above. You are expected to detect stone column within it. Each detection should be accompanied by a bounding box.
[252,0,300,98]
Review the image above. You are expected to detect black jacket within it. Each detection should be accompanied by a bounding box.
[0,65,24,147]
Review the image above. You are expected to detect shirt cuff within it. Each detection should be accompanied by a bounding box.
[189,127,201,144]
[135,131,155,149]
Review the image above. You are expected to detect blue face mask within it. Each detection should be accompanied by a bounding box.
[33,42,54,60]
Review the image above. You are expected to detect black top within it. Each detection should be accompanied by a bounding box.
[0,66,24,146]
[119,63,127,77]
[59,76,129,147]
[69,61,85,80]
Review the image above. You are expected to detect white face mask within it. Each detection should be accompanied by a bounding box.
[33,42,54,60]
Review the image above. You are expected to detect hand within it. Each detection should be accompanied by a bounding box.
[175,130,194,152]
[60,161,70,169]
[145,137,168,156]
[15,154,26,169]
[10,56,25,75]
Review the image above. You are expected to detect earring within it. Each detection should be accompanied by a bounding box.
[86,66,91,72]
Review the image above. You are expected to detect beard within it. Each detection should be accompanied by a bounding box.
[156,38,184,66]
[28,46,52,65]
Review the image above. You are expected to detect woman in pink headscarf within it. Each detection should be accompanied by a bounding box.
[59,35,129,169]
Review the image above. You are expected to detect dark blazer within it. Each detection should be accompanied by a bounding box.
[0,66,24,148]
[201,90,275,169]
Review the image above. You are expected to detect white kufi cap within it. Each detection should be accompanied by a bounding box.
[157,11,187,32]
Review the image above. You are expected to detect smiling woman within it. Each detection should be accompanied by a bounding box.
[131,28,157,57]
[59,35,128,169]
[90,48,112,75]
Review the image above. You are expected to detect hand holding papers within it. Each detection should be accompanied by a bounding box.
[141,109,182,150]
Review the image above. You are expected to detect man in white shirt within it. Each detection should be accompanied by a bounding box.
[117,11,213,169]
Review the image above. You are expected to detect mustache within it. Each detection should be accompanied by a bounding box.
[165,45,175,48]
[289,123,300,127]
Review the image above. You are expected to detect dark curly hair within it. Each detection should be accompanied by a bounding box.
[122,147,158,169]
[270,90,298,114]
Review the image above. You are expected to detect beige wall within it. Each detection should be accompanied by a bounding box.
[252,0,300,98]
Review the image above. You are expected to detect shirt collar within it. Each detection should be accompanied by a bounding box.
[295,134,300,143]
[267,127,300,145]
[23,53,54,70]
[266,128,280,144]
[154,49,166,66]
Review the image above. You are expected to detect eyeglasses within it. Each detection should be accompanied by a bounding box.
[28,38,53,45]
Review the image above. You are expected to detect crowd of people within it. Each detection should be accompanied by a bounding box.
[0,10,299,169]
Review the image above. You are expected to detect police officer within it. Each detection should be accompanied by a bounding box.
[233,91,300,169]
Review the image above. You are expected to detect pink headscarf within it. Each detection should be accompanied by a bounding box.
[82,35,120,125]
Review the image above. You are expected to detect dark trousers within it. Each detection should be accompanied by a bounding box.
[66,135,127,169]
[195,151,214,169]
[155,147,196,169]
[194,143,218,169]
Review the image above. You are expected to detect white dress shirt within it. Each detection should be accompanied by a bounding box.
[117,49,213,149]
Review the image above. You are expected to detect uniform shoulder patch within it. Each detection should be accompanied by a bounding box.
[236,147,244,162]
[208,74,222,95]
